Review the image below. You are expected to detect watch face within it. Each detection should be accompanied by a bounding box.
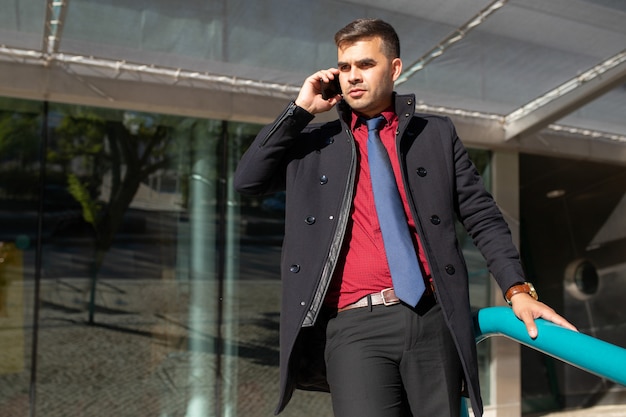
[526,282,538,300]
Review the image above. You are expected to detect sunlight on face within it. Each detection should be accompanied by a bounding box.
[337,37,402,118]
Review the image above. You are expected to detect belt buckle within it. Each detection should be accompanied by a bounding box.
[380,288,396,306]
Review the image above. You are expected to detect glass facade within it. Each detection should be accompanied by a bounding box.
[0,96,496,416]
[519,154,626,414]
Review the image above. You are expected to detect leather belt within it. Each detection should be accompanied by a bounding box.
[338,288,400,313]
[337,284,436,313]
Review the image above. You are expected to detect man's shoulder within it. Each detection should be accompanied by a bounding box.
[410,111,456,137]
[288,118,345,155]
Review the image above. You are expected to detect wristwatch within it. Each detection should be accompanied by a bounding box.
[505,282,538,305]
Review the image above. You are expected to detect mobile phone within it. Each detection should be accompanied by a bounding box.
[321,77,341,100]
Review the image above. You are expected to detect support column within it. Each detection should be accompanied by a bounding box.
[484,151,522,417]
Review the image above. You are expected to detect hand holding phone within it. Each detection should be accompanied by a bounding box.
[295,69,341,114]
[321,77,341,100]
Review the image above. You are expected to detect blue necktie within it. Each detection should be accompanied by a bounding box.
[366,116,426,307]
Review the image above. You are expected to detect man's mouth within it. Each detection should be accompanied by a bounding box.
[348,87,366,98]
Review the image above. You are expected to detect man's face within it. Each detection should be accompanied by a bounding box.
[337,36,402,118]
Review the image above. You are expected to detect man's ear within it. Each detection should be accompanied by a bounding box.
[391,58,403,81]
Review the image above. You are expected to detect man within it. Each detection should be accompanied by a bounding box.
[234,18,576,417]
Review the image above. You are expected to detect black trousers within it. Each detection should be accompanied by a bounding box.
[324,296,462,417]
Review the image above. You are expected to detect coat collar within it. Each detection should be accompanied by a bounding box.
[336,92,417,138]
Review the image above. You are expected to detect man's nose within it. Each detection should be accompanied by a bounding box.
[348,68,361,84]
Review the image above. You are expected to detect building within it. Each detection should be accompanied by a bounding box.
[0,1,624,416]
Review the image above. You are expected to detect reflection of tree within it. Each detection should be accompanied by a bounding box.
[0,111,41,199]
[49,109,174,323]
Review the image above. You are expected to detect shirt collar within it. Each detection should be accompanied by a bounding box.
[350,105,396,131]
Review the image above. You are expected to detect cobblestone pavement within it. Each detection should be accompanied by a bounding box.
[0,278,334,417]
[1,277,624,417]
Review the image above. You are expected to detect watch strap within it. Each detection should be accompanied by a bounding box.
[505,282,537,305]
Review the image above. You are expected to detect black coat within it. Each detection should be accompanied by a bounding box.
[234,93,525,416]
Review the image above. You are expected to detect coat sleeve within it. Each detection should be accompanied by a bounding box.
[449,120,526,294]
[234,102,315,196]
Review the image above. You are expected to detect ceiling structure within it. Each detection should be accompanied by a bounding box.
[1,0,625,163]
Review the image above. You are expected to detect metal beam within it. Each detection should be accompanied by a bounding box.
[44,0,69,55]
[504,50,626,141]
[395,0,508,86]
[0,55,625,165]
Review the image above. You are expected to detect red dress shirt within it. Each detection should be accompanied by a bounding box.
[324,108,432,309]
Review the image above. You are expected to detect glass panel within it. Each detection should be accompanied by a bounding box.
[520,154,626,414]
[0,0,46,49]
[33,105,163,414]
[32,103,230,416]
[0,97,43,417]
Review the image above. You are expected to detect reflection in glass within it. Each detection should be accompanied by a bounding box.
[0,97,496,416]
[565,259,600,300]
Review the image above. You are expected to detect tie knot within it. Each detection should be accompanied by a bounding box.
[366,115,386,132]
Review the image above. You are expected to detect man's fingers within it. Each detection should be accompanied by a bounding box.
[537,309,579,332]
[315,68,340,84]
[513,300,579,340]
[520,311,538,339]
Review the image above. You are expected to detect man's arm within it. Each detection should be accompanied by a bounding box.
[234,68,340,196]
[447,121,577,338]
[234,102,312,196]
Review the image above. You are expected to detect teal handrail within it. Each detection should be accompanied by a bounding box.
[460,307,626,417]
[474,306,626,386]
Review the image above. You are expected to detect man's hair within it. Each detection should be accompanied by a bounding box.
[334,19,400,59]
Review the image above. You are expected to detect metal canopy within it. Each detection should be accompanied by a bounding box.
[503,50,626,141]
[1,0,625,163]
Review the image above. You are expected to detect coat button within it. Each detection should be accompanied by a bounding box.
[417,167,427,177]
[430,215,441,225]
[319,175,328,185]
[326,137,335,145]
[289,264,300,273]
[305,216,316,225]
[445,265,456,275]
